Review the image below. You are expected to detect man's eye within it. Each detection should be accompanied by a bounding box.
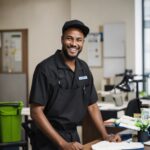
[77,39,83,42]
[66,37,72,40]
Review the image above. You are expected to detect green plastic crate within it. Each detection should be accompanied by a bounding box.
[0,101,23,143]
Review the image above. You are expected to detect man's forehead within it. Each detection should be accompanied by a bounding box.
[63,28,84,38]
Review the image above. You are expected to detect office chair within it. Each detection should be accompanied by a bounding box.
[125,98,141,117]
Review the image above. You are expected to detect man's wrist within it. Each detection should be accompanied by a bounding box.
[57,139,68,149]
[103,134,114,141]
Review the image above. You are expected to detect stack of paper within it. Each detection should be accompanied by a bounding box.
[144,140,150,146]
[116,115,141,131]
[91,141,144,150]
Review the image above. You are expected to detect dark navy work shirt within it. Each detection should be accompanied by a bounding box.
[29,50,98,126]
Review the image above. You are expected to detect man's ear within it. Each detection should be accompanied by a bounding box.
[61,35,63,44]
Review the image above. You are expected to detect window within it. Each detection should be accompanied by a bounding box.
[142,0,150,96]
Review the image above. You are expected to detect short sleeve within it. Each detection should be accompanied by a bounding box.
[88,75,98,105]
[82,62,98,105]
[29,64,49,106]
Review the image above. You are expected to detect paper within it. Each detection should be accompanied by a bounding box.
[103,23,126,77]
[119,123,140,131]
[91,141,144,150]
[144,140,150,146]
[116,115,141,131]
[2,32,22,72]
[87,33,102,67]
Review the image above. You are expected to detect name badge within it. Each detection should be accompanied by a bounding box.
[79,76,88,80]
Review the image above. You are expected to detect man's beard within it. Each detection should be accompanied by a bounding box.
[62,47,81,60]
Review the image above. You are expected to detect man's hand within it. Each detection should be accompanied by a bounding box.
[104,134,121,142]
[60,141,83,150]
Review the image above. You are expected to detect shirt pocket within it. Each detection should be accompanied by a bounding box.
[82,84,91,106]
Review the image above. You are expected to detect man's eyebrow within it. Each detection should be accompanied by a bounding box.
[65,35,83,39]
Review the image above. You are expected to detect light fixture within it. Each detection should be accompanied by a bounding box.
[116,69,133,92]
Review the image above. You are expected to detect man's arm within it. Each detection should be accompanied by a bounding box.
[87,103,121,142]
[30,104,83,150]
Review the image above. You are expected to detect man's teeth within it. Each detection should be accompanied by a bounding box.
[69,48,76,51]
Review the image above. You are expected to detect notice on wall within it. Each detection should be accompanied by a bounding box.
[2,32,22,72]
[87,33,102,67]
[103,23,126,77]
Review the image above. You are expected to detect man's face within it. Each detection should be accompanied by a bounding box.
[61,28,85,60]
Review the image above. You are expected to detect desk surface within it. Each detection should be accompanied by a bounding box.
[83,140,150,150]
[141,99,150,106]
[21,107,30,116]
[21,99,150,116]
[22,101,128,116]
[97,101,127,111]
[83,140,99,150]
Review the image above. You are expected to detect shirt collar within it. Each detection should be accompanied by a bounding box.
[55,50,67,69]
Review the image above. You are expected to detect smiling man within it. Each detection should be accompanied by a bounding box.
[29,20,121,150]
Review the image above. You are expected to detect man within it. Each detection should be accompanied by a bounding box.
[29,20,121,150]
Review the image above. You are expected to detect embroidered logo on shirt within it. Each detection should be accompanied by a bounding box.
[79,76,88,80]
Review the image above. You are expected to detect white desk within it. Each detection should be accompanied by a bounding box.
[22,99,149,117]
[141,99,150,106]
[21,107,30,116]
[97,90,150,108]
[97,90,113,97]
[96,100,128,121]
[97,102,127,111]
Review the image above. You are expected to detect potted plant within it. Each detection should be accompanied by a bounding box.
[135,119,150,142]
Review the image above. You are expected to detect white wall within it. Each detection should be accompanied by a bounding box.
[0,0,135,92]
[0,0,70,90]
[71,0,135,89]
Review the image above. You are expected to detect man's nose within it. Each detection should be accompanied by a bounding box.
[70,40,77,46]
